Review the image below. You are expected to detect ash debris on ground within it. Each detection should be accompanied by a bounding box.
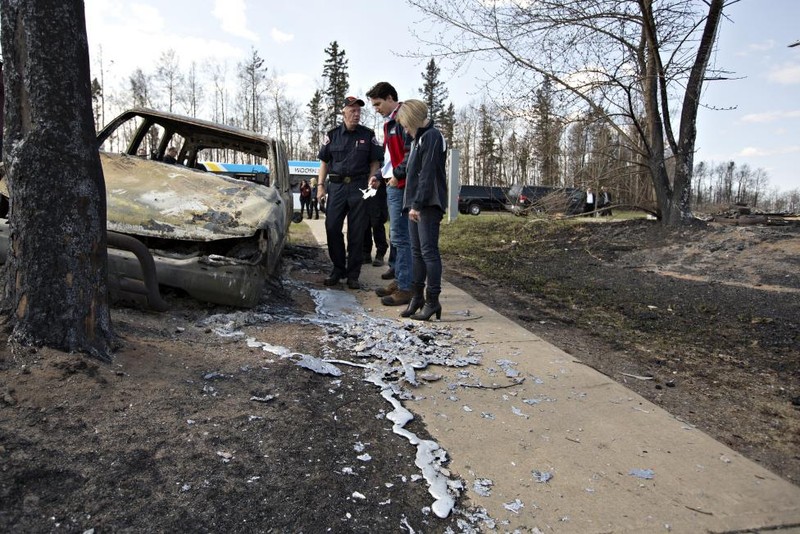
[195,276,498,529]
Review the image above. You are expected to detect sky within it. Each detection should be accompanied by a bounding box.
[82,0,800,193]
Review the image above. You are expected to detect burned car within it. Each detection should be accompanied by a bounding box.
[0,108,293,308]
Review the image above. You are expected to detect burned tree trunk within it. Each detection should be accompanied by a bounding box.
[1,0,113,359]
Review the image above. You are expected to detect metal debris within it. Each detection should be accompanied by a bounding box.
[511,406,529,419]
[473,478,494,497]
[291,354,343,376]
[503,499,524,514]
[250,395,276,403]
[532,470,553,483]
[621,372,654,381]
[629,468,655,479]
[496,359,520,378]
[208,278,478,520]
[203,371,228,380]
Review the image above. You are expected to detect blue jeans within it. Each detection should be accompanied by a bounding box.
[409,207,443,295]
[387,186,411,291]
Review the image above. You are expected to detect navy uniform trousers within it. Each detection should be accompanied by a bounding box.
[324,178,368,281]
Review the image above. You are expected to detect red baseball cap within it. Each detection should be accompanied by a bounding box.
[343,96,365,107]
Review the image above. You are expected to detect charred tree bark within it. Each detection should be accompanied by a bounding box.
[1,0,113,360]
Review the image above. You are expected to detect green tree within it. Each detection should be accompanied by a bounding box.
[532,79,562,187]
[90,77,103,131]
[439,102,456,149]
[419,58,449,124]
[1,0,113,359]
[307,90,325,152]
[129,68,152,108]
[477,103,500,185]
[238,47,269,132]
[321,41,349,130]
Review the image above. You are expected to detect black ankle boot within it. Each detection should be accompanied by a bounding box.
[411,291,441,321]
[400,285,425,318]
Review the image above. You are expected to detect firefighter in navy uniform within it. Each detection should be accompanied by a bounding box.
[316,96,382,289]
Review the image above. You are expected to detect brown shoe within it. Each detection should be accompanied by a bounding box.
[375,281,398,298]
[381,289,412,306]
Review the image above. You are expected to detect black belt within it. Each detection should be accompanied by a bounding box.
[328,174,367,184]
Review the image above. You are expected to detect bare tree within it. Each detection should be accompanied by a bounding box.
[182,61,204,118]
[155,48,183,113]
[206,61,229,124]
[456,105,477,185]
[409,0,731,225]
[1,0,113,359]
[264,74,305,158]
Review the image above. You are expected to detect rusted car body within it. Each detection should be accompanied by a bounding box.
[0,108,293,308]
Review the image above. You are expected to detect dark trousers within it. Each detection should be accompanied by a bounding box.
[309,198,319,218]
[325,181,368,280]
[300,197,310,218]
[583,202,595,216]
[409,207,444,295]
[362,192,388,260]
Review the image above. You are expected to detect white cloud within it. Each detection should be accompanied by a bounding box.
[277,72,315,102]
[270,28,294,44]
[741,110,800,123]
[211,0,259,42]
[748,40,776,53]
[738,145,800,158]
[768,63,800,84]
[85,0,244,84]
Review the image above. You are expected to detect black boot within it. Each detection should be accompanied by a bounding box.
[400,285,425,318]
[411,291,441,321]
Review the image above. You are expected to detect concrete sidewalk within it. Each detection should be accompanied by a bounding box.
[301,217,800,533]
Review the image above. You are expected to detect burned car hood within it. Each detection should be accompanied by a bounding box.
[102,152,286,241]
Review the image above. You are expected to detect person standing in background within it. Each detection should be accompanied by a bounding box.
[396,99,448,321]
[583,187,595,217]
[317,96,382,289]
[309,176,320,219]
[163,146,178,164]
[598,186,613,216]
[299,179,312,219]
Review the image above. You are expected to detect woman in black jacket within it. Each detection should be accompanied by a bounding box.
[396,99,448,321]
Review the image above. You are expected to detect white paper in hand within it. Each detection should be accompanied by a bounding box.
[360,187,377,200]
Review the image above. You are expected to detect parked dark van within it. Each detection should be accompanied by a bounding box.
[457,185,510,215]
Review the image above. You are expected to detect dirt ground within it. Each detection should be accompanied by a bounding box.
[441,216,800,486]
[0,217,798,533]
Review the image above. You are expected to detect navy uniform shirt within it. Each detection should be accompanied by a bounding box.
[318,124,382,177]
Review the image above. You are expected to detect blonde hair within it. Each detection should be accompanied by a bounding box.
[396,99,429,131]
